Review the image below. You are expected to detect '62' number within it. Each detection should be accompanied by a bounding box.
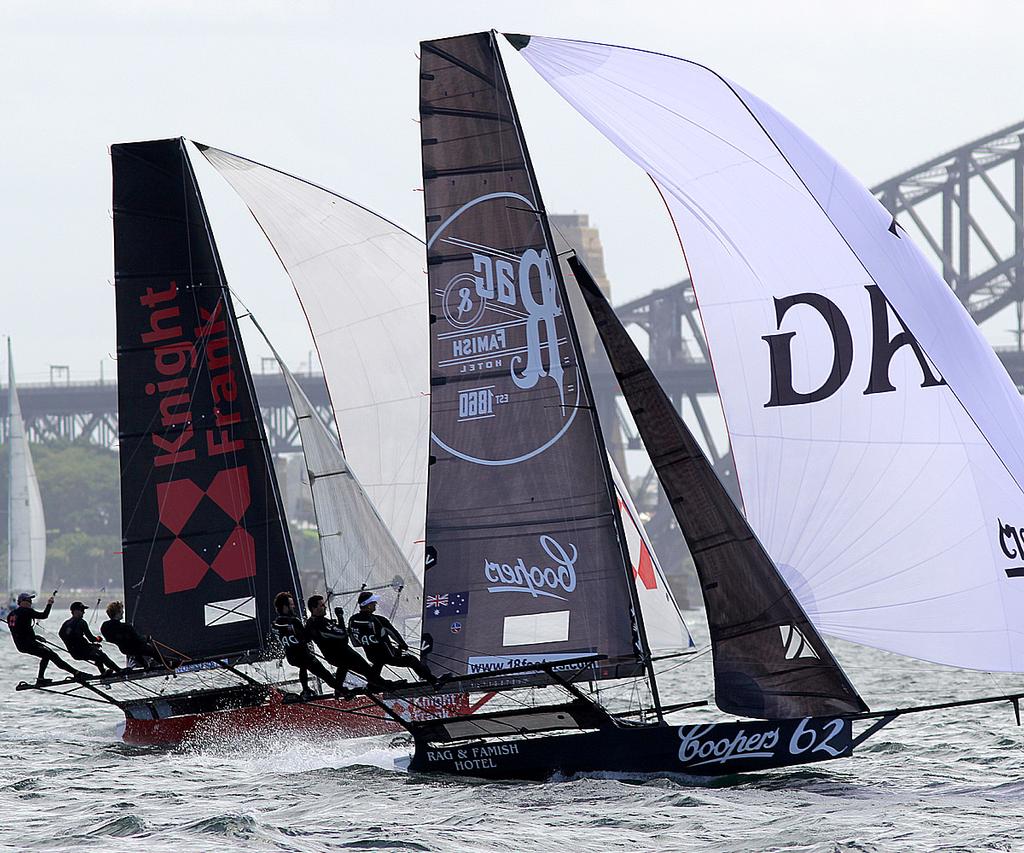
[788,718,847,757]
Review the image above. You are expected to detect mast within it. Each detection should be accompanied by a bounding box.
[486,33,663,718]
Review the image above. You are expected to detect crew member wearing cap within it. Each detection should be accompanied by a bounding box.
[272,591,339,700]
[100,601,167,670]
[59,601,123,676]
[5,592,81,686]
[348,591,439,686]
[305,595,382,698]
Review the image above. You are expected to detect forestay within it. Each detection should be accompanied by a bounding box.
[516,35,1024,671]
[419,32,642,680]
[6,340,46,598]
[198,145,429,573]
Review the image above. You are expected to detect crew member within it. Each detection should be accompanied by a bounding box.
[6,592,81,686]
[100,601,166,670]
[305,595,382,698]
[272,591,338,700]
[348,591,439,686]
[59,601,123,676]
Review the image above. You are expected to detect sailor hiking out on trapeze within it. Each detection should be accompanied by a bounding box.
[348,591,441,686]
[6,592,82,686]
[59,600,124,676]
[304,594,391,698]
[272,591,342,700]
[100,600,177,671]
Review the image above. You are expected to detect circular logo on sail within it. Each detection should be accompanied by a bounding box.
[426,192,581,466]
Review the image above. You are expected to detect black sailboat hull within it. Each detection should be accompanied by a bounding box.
[410,715,852,780]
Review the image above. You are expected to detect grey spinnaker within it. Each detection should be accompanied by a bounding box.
[197,144,430,578]
[569,254,867,718]
[254,320,423,643]
[418,32,644,680]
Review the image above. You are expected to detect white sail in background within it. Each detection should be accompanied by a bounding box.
[608,456,693,653]
[7,340,45,599]
[200,146,429,573]
[269,338,422,641]
[519,36,1024,671]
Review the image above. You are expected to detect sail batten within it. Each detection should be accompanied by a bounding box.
[518,35,1024,673]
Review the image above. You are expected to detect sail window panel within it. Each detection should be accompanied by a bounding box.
[518,35,1024,673]
[607,453,693,654]
[204,596,257,627]
[502,611,570,646]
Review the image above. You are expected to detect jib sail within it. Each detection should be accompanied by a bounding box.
[112,138,300,660]
[572,255,866,718]
[419,32,645,681]
[259,326,422,643]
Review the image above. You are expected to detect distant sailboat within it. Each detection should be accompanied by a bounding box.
[5,339,46,609]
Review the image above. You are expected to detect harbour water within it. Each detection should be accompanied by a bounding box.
[2,610,1022,852]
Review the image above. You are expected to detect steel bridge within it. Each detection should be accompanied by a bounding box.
[5,121,1024,597]
[0,372,334,453]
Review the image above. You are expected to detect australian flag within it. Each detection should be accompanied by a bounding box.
[425,591,469,618]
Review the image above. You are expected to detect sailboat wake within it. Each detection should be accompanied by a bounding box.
[178,728,411,776]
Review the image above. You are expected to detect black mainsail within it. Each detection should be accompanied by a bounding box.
[112,138,300,660]
[569,254,867,718]
[419,33,647,683]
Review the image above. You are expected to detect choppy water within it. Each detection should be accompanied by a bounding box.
[2,610,1023,852]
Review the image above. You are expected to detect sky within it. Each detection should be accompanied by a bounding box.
[4,0,1024,383]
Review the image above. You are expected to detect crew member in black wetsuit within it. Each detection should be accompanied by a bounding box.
[272,591,338,700]
[6,592,81,686]
[304,595,382,698]
[348,591,439,686]
[100,601,166,670]
[59,601,123,676]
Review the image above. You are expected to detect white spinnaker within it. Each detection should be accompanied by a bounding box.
[200,146,428,573]
[7,343,45,598]
[519,36,1024,671]
[272,347,422,642]
[608,456,693,653]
